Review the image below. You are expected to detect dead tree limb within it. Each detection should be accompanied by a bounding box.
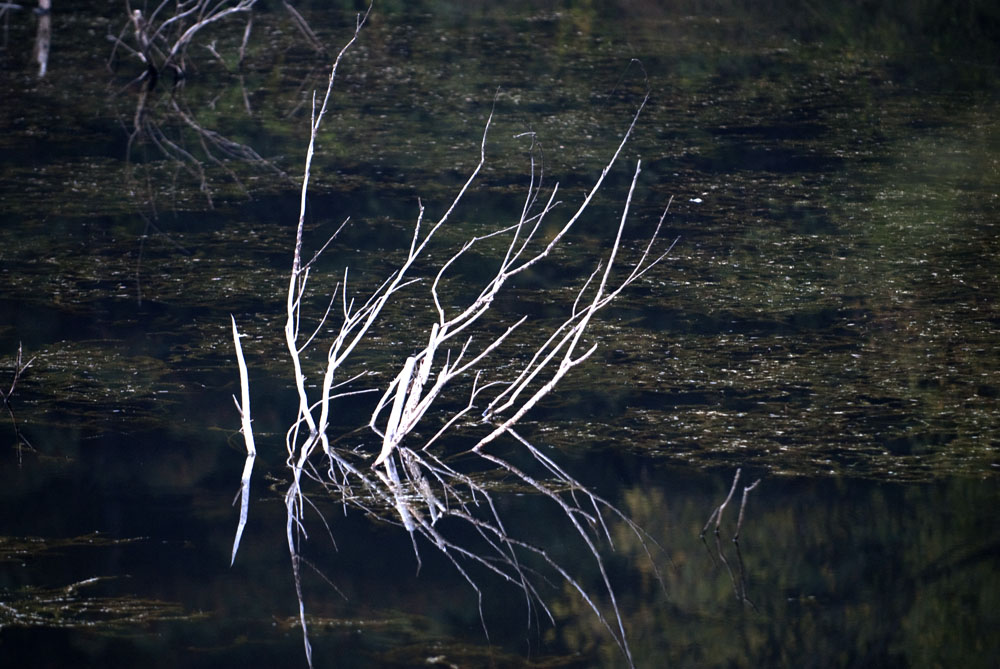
[229,5,671,667]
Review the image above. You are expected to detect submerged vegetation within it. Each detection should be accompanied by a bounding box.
[0,533,191,631]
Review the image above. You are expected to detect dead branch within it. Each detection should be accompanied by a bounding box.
[229,5,671,668]
[702,467,741,537]
[2,343,37,463]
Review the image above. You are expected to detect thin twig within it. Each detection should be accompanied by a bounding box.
[734,477,761,542]
[702,468,741,537]
[229,316,257,566]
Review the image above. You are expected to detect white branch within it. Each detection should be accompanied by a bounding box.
[230,7,668,665]
[229,315,257,566]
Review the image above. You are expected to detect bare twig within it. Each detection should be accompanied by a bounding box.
[700,470,760,608]
[734,477,761,541]
[282,1,325,55]
[229,316,257,566]
[1,343,34,405]
[702,467,741,537]
[2,343,37,463]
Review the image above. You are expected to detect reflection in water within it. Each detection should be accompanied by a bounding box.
[33,1,49,78]
[0,465,996,666]
[584,473,1000,667]
[0,343,35,460]
[109,0,285,210]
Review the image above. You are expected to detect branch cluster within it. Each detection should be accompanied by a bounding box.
[229,8,670,668]
[111,0,257,89]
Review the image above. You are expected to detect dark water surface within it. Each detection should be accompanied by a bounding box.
[1,2,998,667]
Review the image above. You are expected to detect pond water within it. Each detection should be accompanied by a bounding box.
[1,1,998,667]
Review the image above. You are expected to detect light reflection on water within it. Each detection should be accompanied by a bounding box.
[0,1,998,666]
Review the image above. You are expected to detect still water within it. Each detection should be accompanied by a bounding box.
[1,2,998,667]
